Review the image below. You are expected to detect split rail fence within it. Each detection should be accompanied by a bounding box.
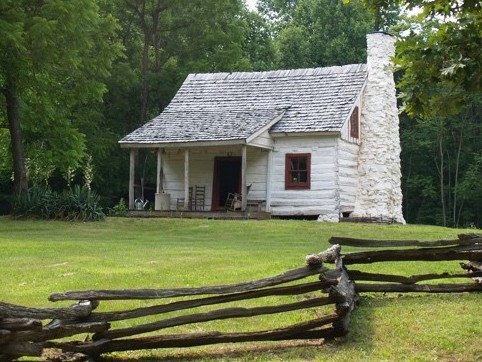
[1,234,481,361]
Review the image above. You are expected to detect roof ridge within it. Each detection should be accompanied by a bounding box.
[186,64,367,82]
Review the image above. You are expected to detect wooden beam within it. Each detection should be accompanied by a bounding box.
[355,283,482,293]
[306,245,341,265]
[94,296,334,340]
[14,321,109,343]
[265,149,272,212]
[49,265,328,301]
[129,149,135,209]
[341,245,482,265]
[347,270,482,284]
[1,342,43,358]
[156,148,162,194]
[47,317,338,355]
[184,149,189,210]
[327,259,357,336]
[241,145,247,211]
[85,281,336,322]
[329,235,482,248]
[0,318,42,331]
[0,301,95,319]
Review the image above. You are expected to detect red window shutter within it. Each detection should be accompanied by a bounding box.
[350,106,359,138]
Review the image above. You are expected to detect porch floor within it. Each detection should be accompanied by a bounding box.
[126,210,271,220]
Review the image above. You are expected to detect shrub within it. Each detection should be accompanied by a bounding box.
[63,185,105,221]
[111,197,128,216]
[12,185,60,219]
[12,185,105,221]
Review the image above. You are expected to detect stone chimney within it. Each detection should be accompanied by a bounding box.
[352,32,405,223]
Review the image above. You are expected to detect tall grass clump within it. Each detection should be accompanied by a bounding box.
[12,185,105,221]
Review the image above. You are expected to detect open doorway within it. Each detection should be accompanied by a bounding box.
[212,157,241,210]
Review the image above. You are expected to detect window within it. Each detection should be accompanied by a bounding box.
[350,106,359,138]
[285,153,311,189]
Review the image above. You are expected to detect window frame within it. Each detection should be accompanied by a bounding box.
[285,153,311,190]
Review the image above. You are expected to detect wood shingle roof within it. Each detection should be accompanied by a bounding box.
[119,63,367,146]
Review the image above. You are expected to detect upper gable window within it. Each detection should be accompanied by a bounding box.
[350,106,359,139]
[285,153,311,190]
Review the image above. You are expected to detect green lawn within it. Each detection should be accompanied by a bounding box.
[1,217,481,361]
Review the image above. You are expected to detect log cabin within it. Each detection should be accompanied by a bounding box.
[119,32,405,223]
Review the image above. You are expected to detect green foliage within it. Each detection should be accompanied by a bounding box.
[111,197,129,216]
[174,0,252,73]
[257,0,302,28]
[242,9,277,70]
[351,0,401,30]
[2,0,479,230]
[261,0,376,68]
[0,0,123,193]
[400,96,482,227]
[12,184,105,221]
[61,185,106,221]
[276,25,313,68]
[385,0,481,118]
[12,185,60,219]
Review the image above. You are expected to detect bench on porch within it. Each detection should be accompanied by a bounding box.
[246,199,266,212]
[225,195,265,213]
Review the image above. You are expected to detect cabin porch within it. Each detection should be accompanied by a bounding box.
[126,209,271,220]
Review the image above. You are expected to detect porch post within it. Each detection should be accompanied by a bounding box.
[156,148,162,194]
[241,145,247,211]
[129,148,135,209]
[184,149,190,210]
[266,149,273,212]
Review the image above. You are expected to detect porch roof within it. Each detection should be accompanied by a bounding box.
[120,64,367,147]
[119,108,284,148]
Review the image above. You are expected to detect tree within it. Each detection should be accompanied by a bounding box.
[292,0,375,66]
[257,0,302,29]
[387,1,482,226]
[259,0,377,68]
[241,9,277,71]
[0,0,122,194]
[91,0,252,202]
[369,0,481,118]
[400,96,482,227]
[110,0,251,128]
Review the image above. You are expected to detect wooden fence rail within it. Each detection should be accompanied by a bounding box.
[0,248,351,361]
[326,233,482,294]
[1,233,481,361]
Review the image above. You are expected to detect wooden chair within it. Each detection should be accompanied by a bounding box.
[225,193,242,211]
[193,185,206,211]
[176,187,193,210]
[224,184,252,211]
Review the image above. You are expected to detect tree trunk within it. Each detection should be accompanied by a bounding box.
[453,127,463,227]
[438,132,446,226]
[3,84,28,194]
[139,29,150,126]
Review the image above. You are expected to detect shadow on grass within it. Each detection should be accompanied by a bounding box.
[100,340,329,362]
[97,300,379,362]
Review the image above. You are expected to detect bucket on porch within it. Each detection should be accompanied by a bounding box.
[155,193,170,211]
[135,198,148,210]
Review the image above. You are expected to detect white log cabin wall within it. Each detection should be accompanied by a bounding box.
[161,146,270,211]
[337,139,359,215]
[270,136,340,219]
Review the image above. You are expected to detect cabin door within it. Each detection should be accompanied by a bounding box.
[212,157,241,210]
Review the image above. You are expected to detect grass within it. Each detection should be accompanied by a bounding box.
[0,216,481,361]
